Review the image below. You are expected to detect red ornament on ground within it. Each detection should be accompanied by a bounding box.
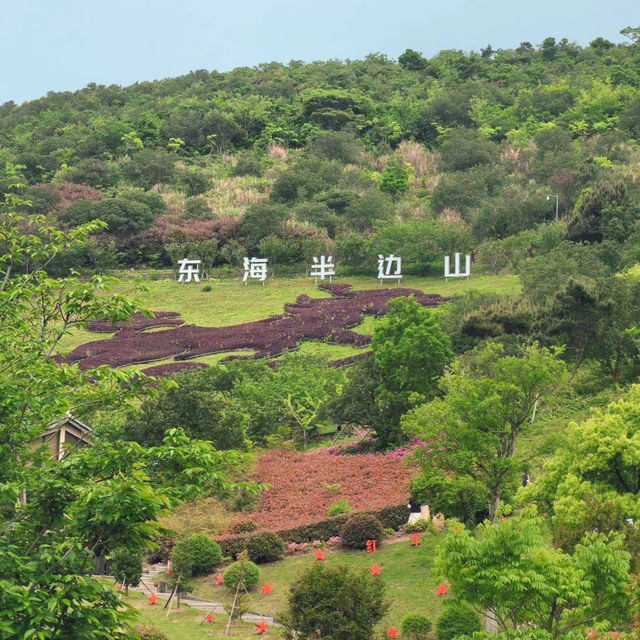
[386,624,399,638]
[436,582,449,596]
[409,533,421,546]
[215,572,224,585]
[148,593,158,605]
[369,562,382,576]
[261,581,273,594]
[256,619,268,634]
[205,613,213,623]
[314,549,325,561]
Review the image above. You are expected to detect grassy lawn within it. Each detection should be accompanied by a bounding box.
[58,273,520,367]
[123,589,281,639]
[192,533,447,630]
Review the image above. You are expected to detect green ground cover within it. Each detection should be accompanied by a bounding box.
[192,532,446,631]
[121,589,281,639]
[59,273,520,367]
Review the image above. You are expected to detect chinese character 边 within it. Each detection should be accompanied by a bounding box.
[243,257,268,285]
[177,258,202,283]
[366,539,377,553]
[444,252,471,281]
[377,254,402,284]
[310,255,335,283]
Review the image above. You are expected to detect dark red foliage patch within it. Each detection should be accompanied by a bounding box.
[60,283,448,373]
[232,448,414,532]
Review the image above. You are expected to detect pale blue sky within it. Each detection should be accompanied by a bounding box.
[2,0,638,105]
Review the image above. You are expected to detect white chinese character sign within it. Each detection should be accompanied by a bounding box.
[444,253,471,281]
[310,256,335,283]
[243,257,268,285]
[177,259,201,283]
[377,254,402,284]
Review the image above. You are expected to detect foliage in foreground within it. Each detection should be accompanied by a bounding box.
[283,563,388,640]
[0,194,248,639]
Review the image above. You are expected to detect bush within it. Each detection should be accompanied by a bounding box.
[245,531,286,564]
[286,563,388,640]
[401,613,433,640]
[436,602,481,640]
[328,499,353,516]
[400,519,432,533]
[340,513,385,550]
[230,521,259,535]
[171,534,222,577]
[223,557,260,590]
[110,547,143,588]
[134,625,170,640]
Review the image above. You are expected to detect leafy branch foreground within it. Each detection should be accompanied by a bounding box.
[0,201,252,639]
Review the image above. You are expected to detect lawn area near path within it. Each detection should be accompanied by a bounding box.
[123,589,281,639]
[191,532,447,631]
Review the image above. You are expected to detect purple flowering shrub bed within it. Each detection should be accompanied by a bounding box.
[60,283,448,375]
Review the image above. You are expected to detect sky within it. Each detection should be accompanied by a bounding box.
[2,0,638,105]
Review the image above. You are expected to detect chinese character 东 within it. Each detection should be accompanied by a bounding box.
[444,253,471,281]
[310,255,335,283]
[243,257,268,285]
[177,259,202,283]
[377,254,402,283]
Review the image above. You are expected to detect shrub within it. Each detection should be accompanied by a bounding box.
[230,521,259,535]
[201,284,212,292]
[340,513,384,549]
[134,625,170,640]
[223,556,260,590]
[436,602,481,640]
[171,534,222,577]
[286,563,388,640]
[110,547,143,588]
[328,499,353,516]
[401,613,432,640]
[400,519,432,533]
[245,531,286,564]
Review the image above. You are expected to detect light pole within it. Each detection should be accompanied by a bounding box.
[547,194,559,221]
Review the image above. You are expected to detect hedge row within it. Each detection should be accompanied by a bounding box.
[218,503,409,559]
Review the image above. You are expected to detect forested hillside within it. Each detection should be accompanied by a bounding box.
[2,29,640,276]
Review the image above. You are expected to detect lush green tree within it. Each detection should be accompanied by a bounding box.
[398,49,428,71]
[524,384,640,531]
[130,381,247,449]
[404,343,566,521]
[284,564,388,640]
[109,547,143,592]
[343,191,393,232]
[379,157,412,199]
[236,202,290,250]
[121,149,175,189]
[370,296,452,446]
[439,127,498,172]
[437,514,632,636]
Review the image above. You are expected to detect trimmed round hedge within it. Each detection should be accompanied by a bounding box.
[436,601,481,640]
[339,513,384,549]
[223,559,260,590]
[401,613,432,640]
[171,534,222,577]
[246,531,286,563]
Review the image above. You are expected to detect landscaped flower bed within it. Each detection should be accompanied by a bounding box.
[230,448,414,533]
[59,283,448,374]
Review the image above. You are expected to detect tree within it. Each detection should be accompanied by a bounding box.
[366,296,452,447]
[284,564,388,640]
[379,157,411,199]
[0,187,246,638]
[525,384,640,535]
[437,514,632,637]
[403,343,566,521]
